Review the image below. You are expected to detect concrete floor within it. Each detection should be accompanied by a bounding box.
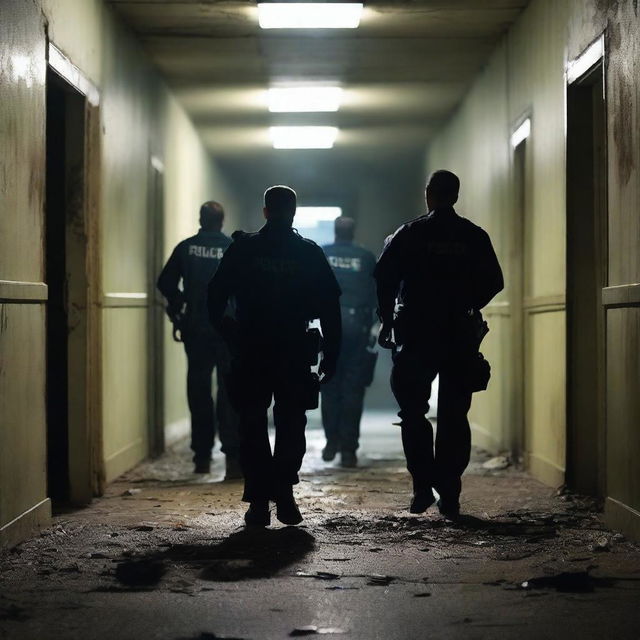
[2,413,640,640]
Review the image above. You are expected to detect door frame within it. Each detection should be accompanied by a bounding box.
[508,114,532,465]
[47,43,104,502]
[147,155,166,457]
[565,35,607,496]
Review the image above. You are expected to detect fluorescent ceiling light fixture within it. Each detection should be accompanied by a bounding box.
[268,87,343,112]
[258,3,363,29]
[567,36,604,84]
[295,207,342,227]
[510,118,531,148]
[270,126,338,149]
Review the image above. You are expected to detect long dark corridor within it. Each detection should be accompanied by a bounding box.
[3,0,640,638]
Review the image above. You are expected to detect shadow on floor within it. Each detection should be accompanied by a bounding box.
[114,527,316,587]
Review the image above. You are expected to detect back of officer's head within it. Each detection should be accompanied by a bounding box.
[425,170,460,208]
[200,201,224,231]
[263,185,297,226]
[334,216,355,243]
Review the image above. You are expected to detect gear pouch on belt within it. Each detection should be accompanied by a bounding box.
[463,352,491,393]
[300,371,320,410]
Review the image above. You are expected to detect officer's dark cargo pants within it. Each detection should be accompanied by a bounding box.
[321,319,369,453]
[391,338,472,502]
[234,353,309,503]
[183,326,240,464]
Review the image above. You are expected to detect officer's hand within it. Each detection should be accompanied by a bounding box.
[378,323,394,349]
[319,357,337,384]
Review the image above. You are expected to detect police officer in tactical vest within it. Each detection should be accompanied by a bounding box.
[208,186,341,527]
[375,171,503,518]
[157,201,241,478]
[321,216,376,468]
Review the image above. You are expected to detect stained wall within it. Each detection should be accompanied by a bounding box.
[0,0,237,546]
[427,0,640,539]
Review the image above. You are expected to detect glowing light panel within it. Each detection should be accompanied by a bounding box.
[258,3,363,29]
[295,207,343,227]
[270,126,338,149]
[268,87,343,112]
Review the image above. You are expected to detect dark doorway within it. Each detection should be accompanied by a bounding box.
[45,69,94,505]
[45,72,70,502]
[566,58,607,495]
[510,136,527,464]
[148,159,166,457]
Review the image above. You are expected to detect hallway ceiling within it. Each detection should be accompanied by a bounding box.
[109,0,528,226]
[110,0,527,153]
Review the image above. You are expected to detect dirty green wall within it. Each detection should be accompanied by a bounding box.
[0,0,238,546]
[427,0,640,540]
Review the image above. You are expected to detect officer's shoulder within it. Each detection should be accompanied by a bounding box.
[175,235,198,252]
[458,216,490,238]
[394,213,431,234]
[295,233,322,251]
[231,230,258,243]
[181,233,200,245]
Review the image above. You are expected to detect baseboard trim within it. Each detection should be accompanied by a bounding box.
[470,422,501,454]
[104,438,146,483]
[605,497,640,542]
[0,498,52,550]
[165,418,190,448]
[525,452,565,488]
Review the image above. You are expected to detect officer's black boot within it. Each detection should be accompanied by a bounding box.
[340,450,357,468]
[244,500,270,527]
[322,442,338,462]
[437,498,460,519]
[194,458,211,474]
[275,487,303,525]
[410,490,436,514]
[224,456,243,481]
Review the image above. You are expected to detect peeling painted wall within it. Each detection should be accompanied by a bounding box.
[1,0,239,545]
[427,0,640,539]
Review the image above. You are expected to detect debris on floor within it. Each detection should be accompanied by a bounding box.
[482,455,511,471]
[2,437,640,640]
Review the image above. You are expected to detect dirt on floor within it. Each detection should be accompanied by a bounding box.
[1,431,640,640]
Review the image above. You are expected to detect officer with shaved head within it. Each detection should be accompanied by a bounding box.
[208,186,341,527]
[157,201,240,478]
[375,170,503,519]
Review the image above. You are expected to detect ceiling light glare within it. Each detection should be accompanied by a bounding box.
[268,87,343,113]
[567,36,604,84]
[510,118,531,148]
[270,126,338,149]
[295,207,343,227]
[258,3,363,29]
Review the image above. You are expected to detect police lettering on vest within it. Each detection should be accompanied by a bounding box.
[188,245,225,259]
[327,256,362,272]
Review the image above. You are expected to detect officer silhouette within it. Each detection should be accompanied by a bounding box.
[208,186,341,527]
[157,201,241,478]
[321,216,377,467]
[375,171,503,518]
